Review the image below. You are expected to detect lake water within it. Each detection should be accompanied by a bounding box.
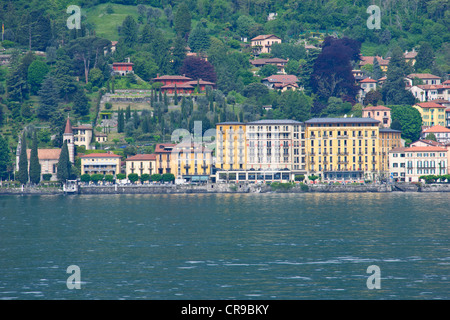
[0,193,448,300]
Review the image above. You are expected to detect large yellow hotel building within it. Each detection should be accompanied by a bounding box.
[305,118,402,181]
[215,120,307,182]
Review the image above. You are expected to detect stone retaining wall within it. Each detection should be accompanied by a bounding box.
[2,183,450,195]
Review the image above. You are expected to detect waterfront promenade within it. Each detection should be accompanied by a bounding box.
[1,182,450,195]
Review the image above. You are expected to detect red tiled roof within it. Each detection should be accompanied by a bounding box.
[423,125,450,133]
[250,58,288,65]
[359,78,377,83]
[72,125,93,130]
[359,55,389,66]
[263,74,298,83]
[404,146,448,152]
[403,51,417,59]
[251,34,281,41]
[415,102,446,108]
[126,154,157,161]
[154,143,177,153]
[79,153,121,158]
[152,75,193,81]
[363,105,391,111]
[113,62,134,66]
[416,84,447,90]
[389,147,408,153]
[64,118,72,134]
[407,73,441,79]
[412,139,444,147]
[27,149,61,160]
[185,80,216,86]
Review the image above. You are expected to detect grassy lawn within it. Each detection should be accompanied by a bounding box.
[85,4,141,40]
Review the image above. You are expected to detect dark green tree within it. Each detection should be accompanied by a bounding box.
[258,64,278,78]
[425,133,437,142]
[0,134,11,180]
[29,131,41,185]
[37,75,59,120]
[73,88,90,116]
[17,132,28,185]
[128,173,139,184]
[363,90,383,106]
[117,108,125,133]
[415,42,435,72]
[52,52,77,102]
[120,15,138,48]
[171,36,187,74]
[389,105,422,145]
[27,59,49,95]
[372,58,383,80]
[57,140,71,182]
[174,3,191,40]
[188,23,210,53]
[381,47,415,106]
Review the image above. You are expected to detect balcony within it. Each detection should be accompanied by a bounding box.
[337,135,348,139]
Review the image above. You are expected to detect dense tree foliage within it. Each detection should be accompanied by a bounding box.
[389,105,422,145]
[0,134,11,180]
[17,132,28,185]
[29,131,41,184]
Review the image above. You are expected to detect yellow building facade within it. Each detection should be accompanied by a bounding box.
[413,102,446,127]
[215,122,247,171]
[305,118,383,181]
[154,142,213,182]
[80,153,122,176]
[125,154,157,177]
[379,128,403,178]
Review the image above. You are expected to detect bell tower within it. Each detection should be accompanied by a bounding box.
[63,116,75,163]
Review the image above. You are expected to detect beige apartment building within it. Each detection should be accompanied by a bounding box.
[80,153,122,176]
[390,146,448,182]
[125,154,157,177]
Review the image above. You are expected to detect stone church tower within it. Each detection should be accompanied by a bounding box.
[63,117,75,164]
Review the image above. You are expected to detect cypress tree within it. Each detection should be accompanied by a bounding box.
[0,134,11,180]
[17,132,28,185]
[57,140,71,182]
[29,131,41,185]
[133,110,139,129]
[117,108,125,133]
[164,92,168,109]
[125,105,131,122]
[37,75,60,120]
[372,58,383,80]
[174,85,178,105]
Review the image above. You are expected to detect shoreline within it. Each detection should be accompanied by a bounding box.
[1,183,450,195]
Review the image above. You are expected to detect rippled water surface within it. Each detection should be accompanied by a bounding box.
[0,193,449,299]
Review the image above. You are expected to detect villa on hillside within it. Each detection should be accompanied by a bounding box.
[413,102,447,127]
[261,74,299,91]
[422,125,450,144]
[250,58,289,73]
[152,75,215,94]
[250,34,282,55]
[362,105,391,127]
[112,58,134,76]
